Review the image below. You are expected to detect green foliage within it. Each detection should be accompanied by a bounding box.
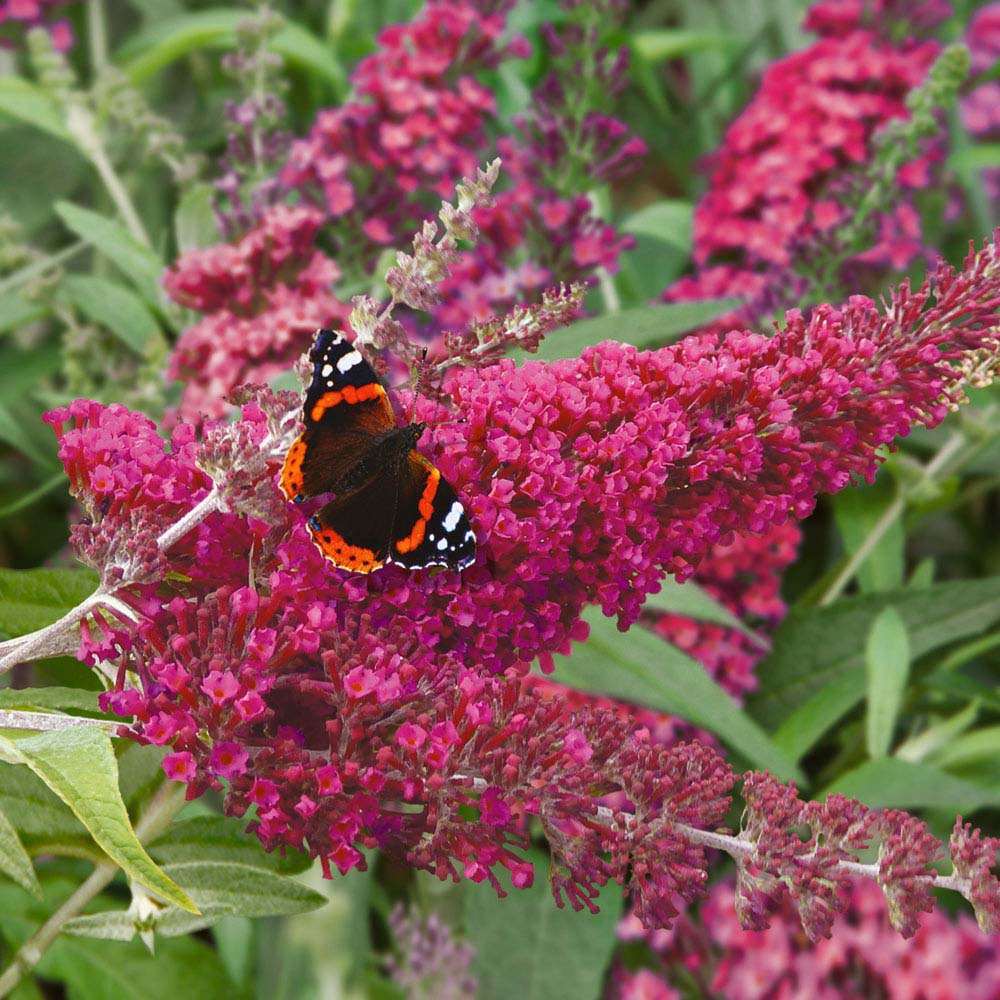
[0,568,99,638]
[0,728,196,912]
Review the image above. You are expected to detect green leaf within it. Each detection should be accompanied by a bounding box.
[117,8,345,92]
[40,932,246,1000]
[643,577,766,647]
[620,199,693,252]
[55,201,164,308]
[0,801,41,896]
[272,21,346,92]
[0,687,103,717]
[749,577,1000,762]
[948,143,1000,176]
[0,292,47,335]
[527,299,741,362]
[0,401,61,472]
[894,700,979,763]
[0,761,92,857]
[0,78,69,142]
[464,844,622,1000]
[253,864,373,1000]
[64,861,325,940]
[935,725,1000,769]
[865,607,910,759]
[174,182,219,253]
[0,344,63,401]
[0,125,88,235]
[0,567,100,638]
[57,274,163,354]
[821,757,1000,810]
[1,728,196,912]
[832,480,905,593]
[0,472,65,518]
[630,29,740,63]
[548,607,803,782]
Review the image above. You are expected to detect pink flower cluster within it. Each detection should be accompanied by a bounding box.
[164,204,346,423]
[664,1,945,335]
[167,0,645,422]
[0,0,72,51]
[103,557,737,924]
[613,876,1000,1000]
[41,400,210,589]
[960,3,1000,204]
[282,0,523,260]
[43,232,996,927]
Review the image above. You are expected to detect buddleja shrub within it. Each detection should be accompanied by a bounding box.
[1,2,1000,999]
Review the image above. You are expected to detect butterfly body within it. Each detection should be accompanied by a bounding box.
[280,329,476,574]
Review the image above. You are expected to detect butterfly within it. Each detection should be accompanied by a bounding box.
[279,329,476,573]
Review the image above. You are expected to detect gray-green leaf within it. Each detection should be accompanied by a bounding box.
[1,727,196,912]
[865,607,910,759]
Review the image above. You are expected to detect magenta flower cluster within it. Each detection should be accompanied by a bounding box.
[663,0,945,335]
[164,204,345,423]
[282,0,523,254]
[41,216,1000,938]
[165,0,643,423]
[613,874,1000,1000]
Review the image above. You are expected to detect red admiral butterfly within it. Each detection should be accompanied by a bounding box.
[280,329,476,574]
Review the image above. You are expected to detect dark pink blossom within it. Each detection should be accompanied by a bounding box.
[282,1,522,258]
[49,226,1000,936]
[663,4,945,335]
[164,205,347,424]
[619,876,1000,1000]
[163,751,196,783]
[0,0,73,51]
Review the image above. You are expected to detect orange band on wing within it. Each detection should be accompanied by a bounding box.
[310,382,386,423]
[310,522,384,573]
[280,434,307,500]
[395,468,440,555]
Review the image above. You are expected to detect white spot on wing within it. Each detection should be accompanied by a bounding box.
[337,350,363,374]
[443,501,464,532]
[321,364,333,377]
[437,537,449,551]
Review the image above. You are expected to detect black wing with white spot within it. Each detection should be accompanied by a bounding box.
[388,451,477,571]
[279,329,396,502]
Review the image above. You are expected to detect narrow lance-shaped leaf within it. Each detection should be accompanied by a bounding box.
[63,860,326,940]
[865,606,910,759]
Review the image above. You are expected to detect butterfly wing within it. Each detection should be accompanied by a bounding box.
[280,329,396,502]
[307,472,396,573]
[388,451,477,571]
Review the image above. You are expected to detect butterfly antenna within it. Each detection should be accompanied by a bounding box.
[409,347,429,425]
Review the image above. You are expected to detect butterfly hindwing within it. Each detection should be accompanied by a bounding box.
[308,473,396,573]
[388,452,476,570]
